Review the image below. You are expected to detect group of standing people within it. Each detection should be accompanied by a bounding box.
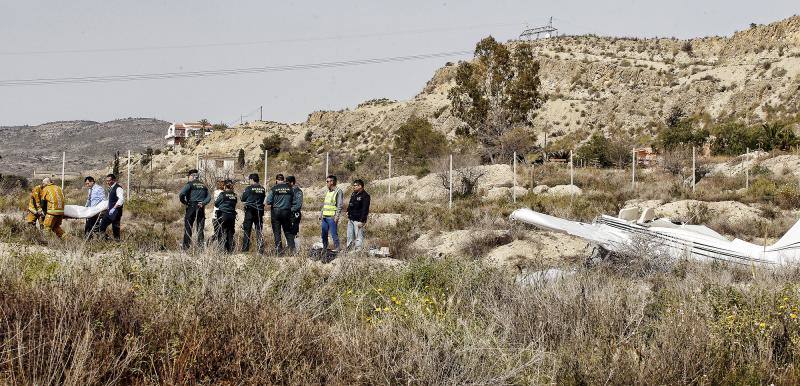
[179,169,370,256]
[25,173,125,240]
[23,168,371,256]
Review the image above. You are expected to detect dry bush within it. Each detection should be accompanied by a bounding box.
[0,250,800,384]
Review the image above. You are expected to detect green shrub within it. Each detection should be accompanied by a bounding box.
[710,122,798,156]
[393,116,448,176]
[656,122,709,151]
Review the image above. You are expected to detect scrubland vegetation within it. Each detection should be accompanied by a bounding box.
[3,149,800,383]
[5,239,800,383]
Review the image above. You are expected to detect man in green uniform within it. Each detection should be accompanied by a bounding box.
[214,179,238,253]
[178,169,211,250]
[267,174,295,254]
[241,173,266,253]
[286,175,303,241]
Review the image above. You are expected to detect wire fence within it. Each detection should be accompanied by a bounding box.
[28,145,765,211]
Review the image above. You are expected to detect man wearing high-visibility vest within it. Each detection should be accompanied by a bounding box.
[25,182,45,227]
[39,177,65,238]
[319,174,344,252]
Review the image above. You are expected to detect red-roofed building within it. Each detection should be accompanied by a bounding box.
[165,122,210,146]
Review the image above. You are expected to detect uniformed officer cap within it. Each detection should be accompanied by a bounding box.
[187,169,199,176]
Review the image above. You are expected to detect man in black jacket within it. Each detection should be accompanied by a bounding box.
[178,169,211,250]
[241,173,266,253]
[345,179,371,251]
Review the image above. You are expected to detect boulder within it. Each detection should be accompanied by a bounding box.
[484,231,588,268]
[708,150,768,177]
[655,199,762,224]
[545,184,583,196]
[760,155,800,178]
[369,213,403,228]
[532,185,550,194]
[412,229,510,258]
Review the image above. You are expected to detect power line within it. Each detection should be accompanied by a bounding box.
[0,50,473,87]
[0,22,520,56]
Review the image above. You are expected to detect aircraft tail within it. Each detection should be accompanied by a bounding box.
[771,218,800,249]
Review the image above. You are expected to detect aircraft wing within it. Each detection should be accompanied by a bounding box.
[509,208,628,248]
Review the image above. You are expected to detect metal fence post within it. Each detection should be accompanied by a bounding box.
[569,150,574,186]
[632,148,636,190]
[127,150,131,201]
[388,153,392,195]
[692,146,696,192]
[512,151,517,203]
[60,151,65,190]
[448,154,453,210]
[745,147,749,190]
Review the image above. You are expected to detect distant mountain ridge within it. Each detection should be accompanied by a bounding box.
[0,118,169,176]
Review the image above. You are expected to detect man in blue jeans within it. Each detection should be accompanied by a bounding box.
[319,175,343,252]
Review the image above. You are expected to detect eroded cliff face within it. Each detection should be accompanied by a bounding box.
[148,16,800,174]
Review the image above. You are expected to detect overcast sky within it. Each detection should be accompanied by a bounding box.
[0,0,797,126]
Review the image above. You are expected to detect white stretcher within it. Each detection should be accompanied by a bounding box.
[64,200,109,219]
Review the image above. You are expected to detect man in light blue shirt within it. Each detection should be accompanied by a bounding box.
[84,176,105,237]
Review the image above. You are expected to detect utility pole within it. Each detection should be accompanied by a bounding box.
[260,106,263,121]
[264,150,268,185]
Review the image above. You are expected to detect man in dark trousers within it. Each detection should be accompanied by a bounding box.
[267,174,295,254]
[83,176,105,238]
[214,179,238,253]
[178,169,211,250]
[241,173,266,253]
[97,174,125,241]
[286,175,303,242]
[346,179,371,251]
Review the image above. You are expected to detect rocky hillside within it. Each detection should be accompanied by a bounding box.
[145,16,800,174]
[0,118,169,176]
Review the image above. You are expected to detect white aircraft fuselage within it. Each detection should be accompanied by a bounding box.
[509,208,800,266]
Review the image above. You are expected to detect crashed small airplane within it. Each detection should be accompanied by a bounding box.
[509,207,800,266]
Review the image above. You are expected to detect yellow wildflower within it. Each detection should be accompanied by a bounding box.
[792,313,798,319]
[759,322,766,329]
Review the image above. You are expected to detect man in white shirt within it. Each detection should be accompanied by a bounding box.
[83,176,106,237]
[97,173,125,241]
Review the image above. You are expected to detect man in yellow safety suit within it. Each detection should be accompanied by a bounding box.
[25,182,45,226]
[40,177,65,238]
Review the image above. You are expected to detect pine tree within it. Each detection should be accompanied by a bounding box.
[112,151,120,176]
[237,149,245,169]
